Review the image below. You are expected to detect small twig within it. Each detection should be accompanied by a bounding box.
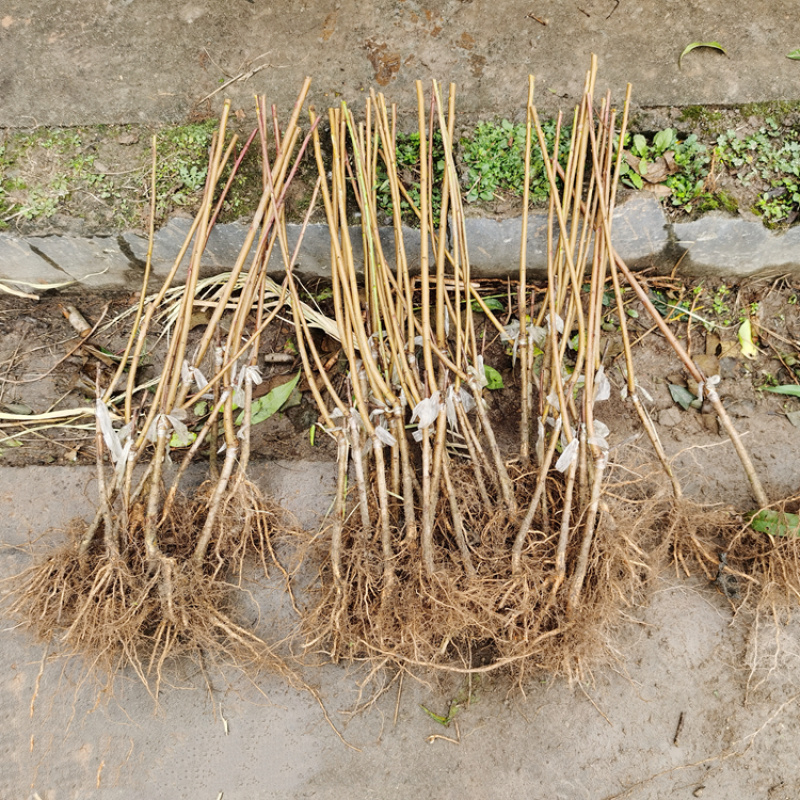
[197,63,270,105]
[579,682,613,727]
[673,711,685,745]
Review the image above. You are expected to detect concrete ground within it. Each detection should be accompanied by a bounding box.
[2,0,800,128]
[4,464,800,800]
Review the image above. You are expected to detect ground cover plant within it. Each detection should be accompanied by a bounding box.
[716,118,800,224]
[5,99,800,238]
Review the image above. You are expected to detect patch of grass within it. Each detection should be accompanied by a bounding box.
[695,189,738,214]
[0,126,143,228]
[375,130,446,225]
[679,105,725,135]
[153,120,219,219]
[737,100,800,125]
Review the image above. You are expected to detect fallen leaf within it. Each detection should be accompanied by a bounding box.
[787,48,800,60]
[693,353,720,377]
[663,151,679,173]
[237,372,301,427]
[321,10,337,41]
[679,41,727,70]
[626,152,678,184]
[2,402,33,415]
[484,364,504,390]
[668,383,696,411]
[737,319,759,360]
[642,183,673,198]
[786,410,800,428]
[170,429,197,449]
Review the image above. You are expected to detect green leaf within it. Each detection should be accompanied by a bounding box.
[484,364,504,390]
[632,134,647,155]
[787,48,800,60]
[236,372,301,427]
[629,172,644,190]
[170,430,196,449]
[193,400,208,417]
[471,297,504,313]
[420,704,451,727]
[679,41,727,69]
[668,383,696,411]
[737,319,759,360]
[764,384,800,398]
[749,509,800,537]
[653,128,676,152]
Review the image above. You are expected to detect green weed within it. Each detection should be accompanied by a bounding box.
[619,127,712,212]
[716,119,800,224]
[375,130,445,225]
[460,118,570,204]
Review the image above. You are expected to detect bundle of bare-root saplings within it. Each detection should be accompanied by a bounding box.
[10,84,320,694]
[289,62,772,679]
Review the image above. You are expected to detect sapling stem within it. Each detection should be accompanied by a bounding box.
[373,437,397,594]
[553,457,578,593]
[144,416,169,566]
[519,75,535,464]
[512,418,563,574]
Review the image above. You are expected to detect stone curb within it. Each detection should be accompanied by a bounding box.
[2,195,799,294]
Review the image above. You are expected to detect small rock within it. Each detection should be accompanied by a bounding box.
[693,787,705,798]
[93,160,110,174]
[659,407,683,427]
[117,132,140,146]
